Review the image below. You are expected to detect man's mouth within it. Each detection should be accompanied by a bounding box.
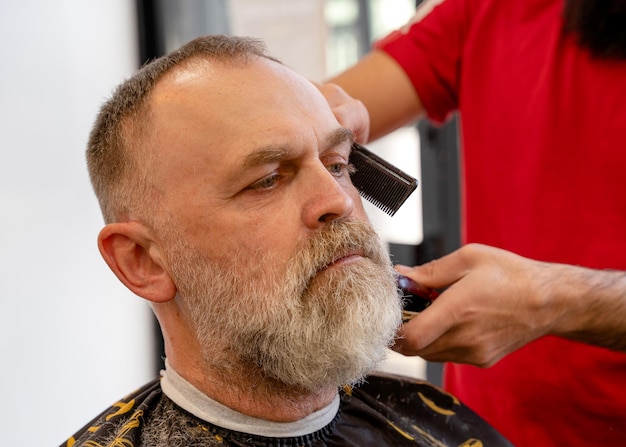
[321,250,364,271]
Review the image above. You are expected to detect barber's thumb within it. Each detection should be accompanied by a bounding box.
[395,264,415,275]
[395,264,430,281]
[395,262,443,289]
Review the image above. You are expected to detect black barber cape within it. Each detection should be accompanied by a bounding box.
[61,372,513,446]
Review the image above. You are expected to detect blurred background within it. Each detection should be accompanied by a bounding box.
[0,1,460,444]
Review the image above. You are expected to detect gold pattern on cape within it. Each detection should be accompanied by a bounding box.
[82,409,143,447]
[459,439,483,447]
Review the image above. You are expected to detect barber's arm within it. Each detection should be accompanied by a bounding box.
[393,243,626,367]
[322,50,425,142]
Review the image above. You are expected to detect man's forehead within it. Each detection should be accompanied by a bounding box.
[145,54,345,174]
[150,56,310,120]
[152,58,228,101]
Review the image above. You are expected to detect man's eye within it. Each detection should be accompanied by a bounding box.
[327,162,355,177]
[248,174,280,190]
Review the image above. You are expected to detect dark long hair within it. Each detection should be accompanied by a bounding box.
[563,0,626,59]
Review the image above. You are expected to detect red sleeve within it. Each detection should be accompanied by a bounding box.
[374,0,471,123]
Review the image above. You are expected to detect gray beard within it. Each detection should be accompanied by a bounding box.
[164,219,402,393]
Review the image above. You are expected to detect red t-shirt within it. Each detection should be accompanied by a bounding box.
[376,0,626,445]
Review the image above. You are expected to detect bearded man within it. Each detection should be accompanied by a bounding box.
[61,35,512,446]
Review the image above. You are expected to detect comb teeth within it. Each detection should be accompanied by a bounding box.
[348,143,418,216]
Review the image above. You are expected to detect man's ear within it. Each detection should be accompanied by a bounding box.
[97,222,177,303]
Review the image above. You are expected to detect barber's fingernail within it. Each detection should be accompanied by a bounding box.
[397,275,414,290]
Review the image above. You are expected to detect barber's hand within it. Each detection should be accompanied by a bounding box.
[393,244,556,367]
[316,82,370,143]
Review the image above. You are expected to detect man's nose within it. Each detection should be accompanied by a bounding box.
[301,166,356,228]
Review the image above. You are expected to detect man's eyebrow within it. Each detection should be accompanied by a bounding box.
[241,127,355,169]
[241,147,289,170]
[324,127,356,150]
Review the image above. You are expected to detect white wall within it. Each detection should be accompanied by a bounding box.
[0,2,154,444]
[229,0,328,81]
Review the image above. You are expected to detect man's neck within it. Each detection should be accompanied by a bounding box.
[165,356,338,422]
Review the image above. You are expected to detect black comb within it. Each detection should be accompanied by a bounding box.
[348,143,418,216]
